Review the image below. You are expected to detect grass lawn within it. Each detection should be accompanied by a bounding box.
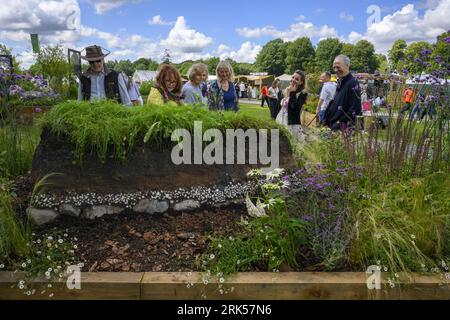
[239,103,272,122]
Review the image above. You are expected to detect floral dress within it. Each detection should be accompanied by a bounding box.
[207,80,239,111]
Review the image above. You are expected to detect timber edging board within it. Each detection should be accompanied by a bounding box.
[0,272,449,300]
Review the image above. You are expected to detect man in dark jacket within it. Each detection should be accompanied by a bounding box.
[324,55,361,130]
[77,45,131,106]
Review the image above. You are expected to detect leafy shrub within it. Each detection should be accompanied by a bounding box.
[139,81,153,96]
[0,124,41,178]
[201,212,306,276]
[200,169,307,276]
[0,180,30,261]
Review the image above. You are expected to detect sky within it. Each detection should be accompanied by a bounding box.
[0,0,449,69]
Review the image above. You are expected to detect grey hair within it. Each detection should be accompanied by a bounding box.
[335,54,350,67]
[187,63,208,81]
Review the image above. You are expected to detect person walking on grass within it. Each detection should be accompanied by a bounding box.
[400,86,415,114]
[260,85,269,107]
[78,45,131,106]
[410,94,424,120]
[420,95,436,120]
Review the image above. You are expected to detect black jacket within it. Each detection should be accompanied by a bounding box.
[287,91,308,125]
[324,73,361,127]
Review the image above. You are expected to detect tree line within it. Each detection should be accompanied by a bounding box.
[1,30,448,79]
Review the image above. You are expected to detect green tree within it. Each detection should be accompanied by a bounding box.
[285,37,315,74]
[204,57,220,75]
[31,44,71,94]
[33,44,70,79]
[341,40,378,72]
[105,60,116,70]
[403,41,433,75]
[133,57,159,71]
[114,59,134,76]
[176,60,194,77]
[314,38,342,73]
[388,39,407,71]
[375,54,389,73]
[430,31,450,72]
[306,72,322,95]
[255,39,287,75]
[341,43,355,61]
[226,59,256,75]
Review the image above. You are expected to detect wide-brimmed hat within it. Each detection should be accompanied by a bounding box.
[81,45,110,61]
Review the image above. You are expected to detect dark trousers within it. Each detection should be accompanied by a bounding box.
[261,96,269,107]
[268,98,281,119]
[400,102,412,113]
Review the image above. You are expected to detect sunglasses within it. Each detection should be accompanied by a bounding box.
[89,60,102,64]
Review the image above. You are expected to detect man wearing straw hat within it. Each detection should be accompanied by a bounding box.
[77,45,131,106]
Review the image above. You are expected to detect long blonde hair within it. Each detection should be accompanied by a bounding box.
[215,60,235,82]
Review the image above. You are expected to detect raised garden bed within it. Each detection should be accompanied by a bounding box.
[0,271,448,300]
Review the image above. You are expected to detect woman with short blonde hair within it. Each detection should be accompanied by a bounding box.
[182,63,208,108]
[207,60,238,111]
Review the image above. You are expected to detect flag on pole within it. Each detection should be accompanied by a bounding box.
[30,34,40,53]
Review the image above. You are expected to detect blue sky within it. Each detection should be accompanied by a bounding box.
[0,0,449,67]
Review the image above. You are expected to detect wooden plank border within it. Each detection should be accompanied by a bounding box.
[0,272,449,300]
[0,272,144,300]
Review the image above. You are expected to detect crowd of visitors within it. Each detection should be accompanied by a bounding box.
[82,44,444,135]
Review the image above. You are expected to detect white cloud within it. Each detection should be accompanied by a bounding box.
[16,51,36,69]
[0,30,31,42]
[345,31,364,44]
[295,15,306,22]
[236,21,337,41]
[79,26,147,49]
[215,44,231,55]
[357,1,450,52]
[93,0,140,14]
[339,12,354,22]
[417,0,442,9]
[148,15,174,26]
[236,26,278,38]
[216,41,262,63]
[0,0,80,32]
[160,16,213,53]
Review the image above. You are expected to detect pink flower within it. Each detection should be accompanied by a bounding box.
[34,107,42,113]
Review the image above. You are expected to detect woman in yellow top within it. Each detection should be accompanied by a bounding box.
[147,64,183,105]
